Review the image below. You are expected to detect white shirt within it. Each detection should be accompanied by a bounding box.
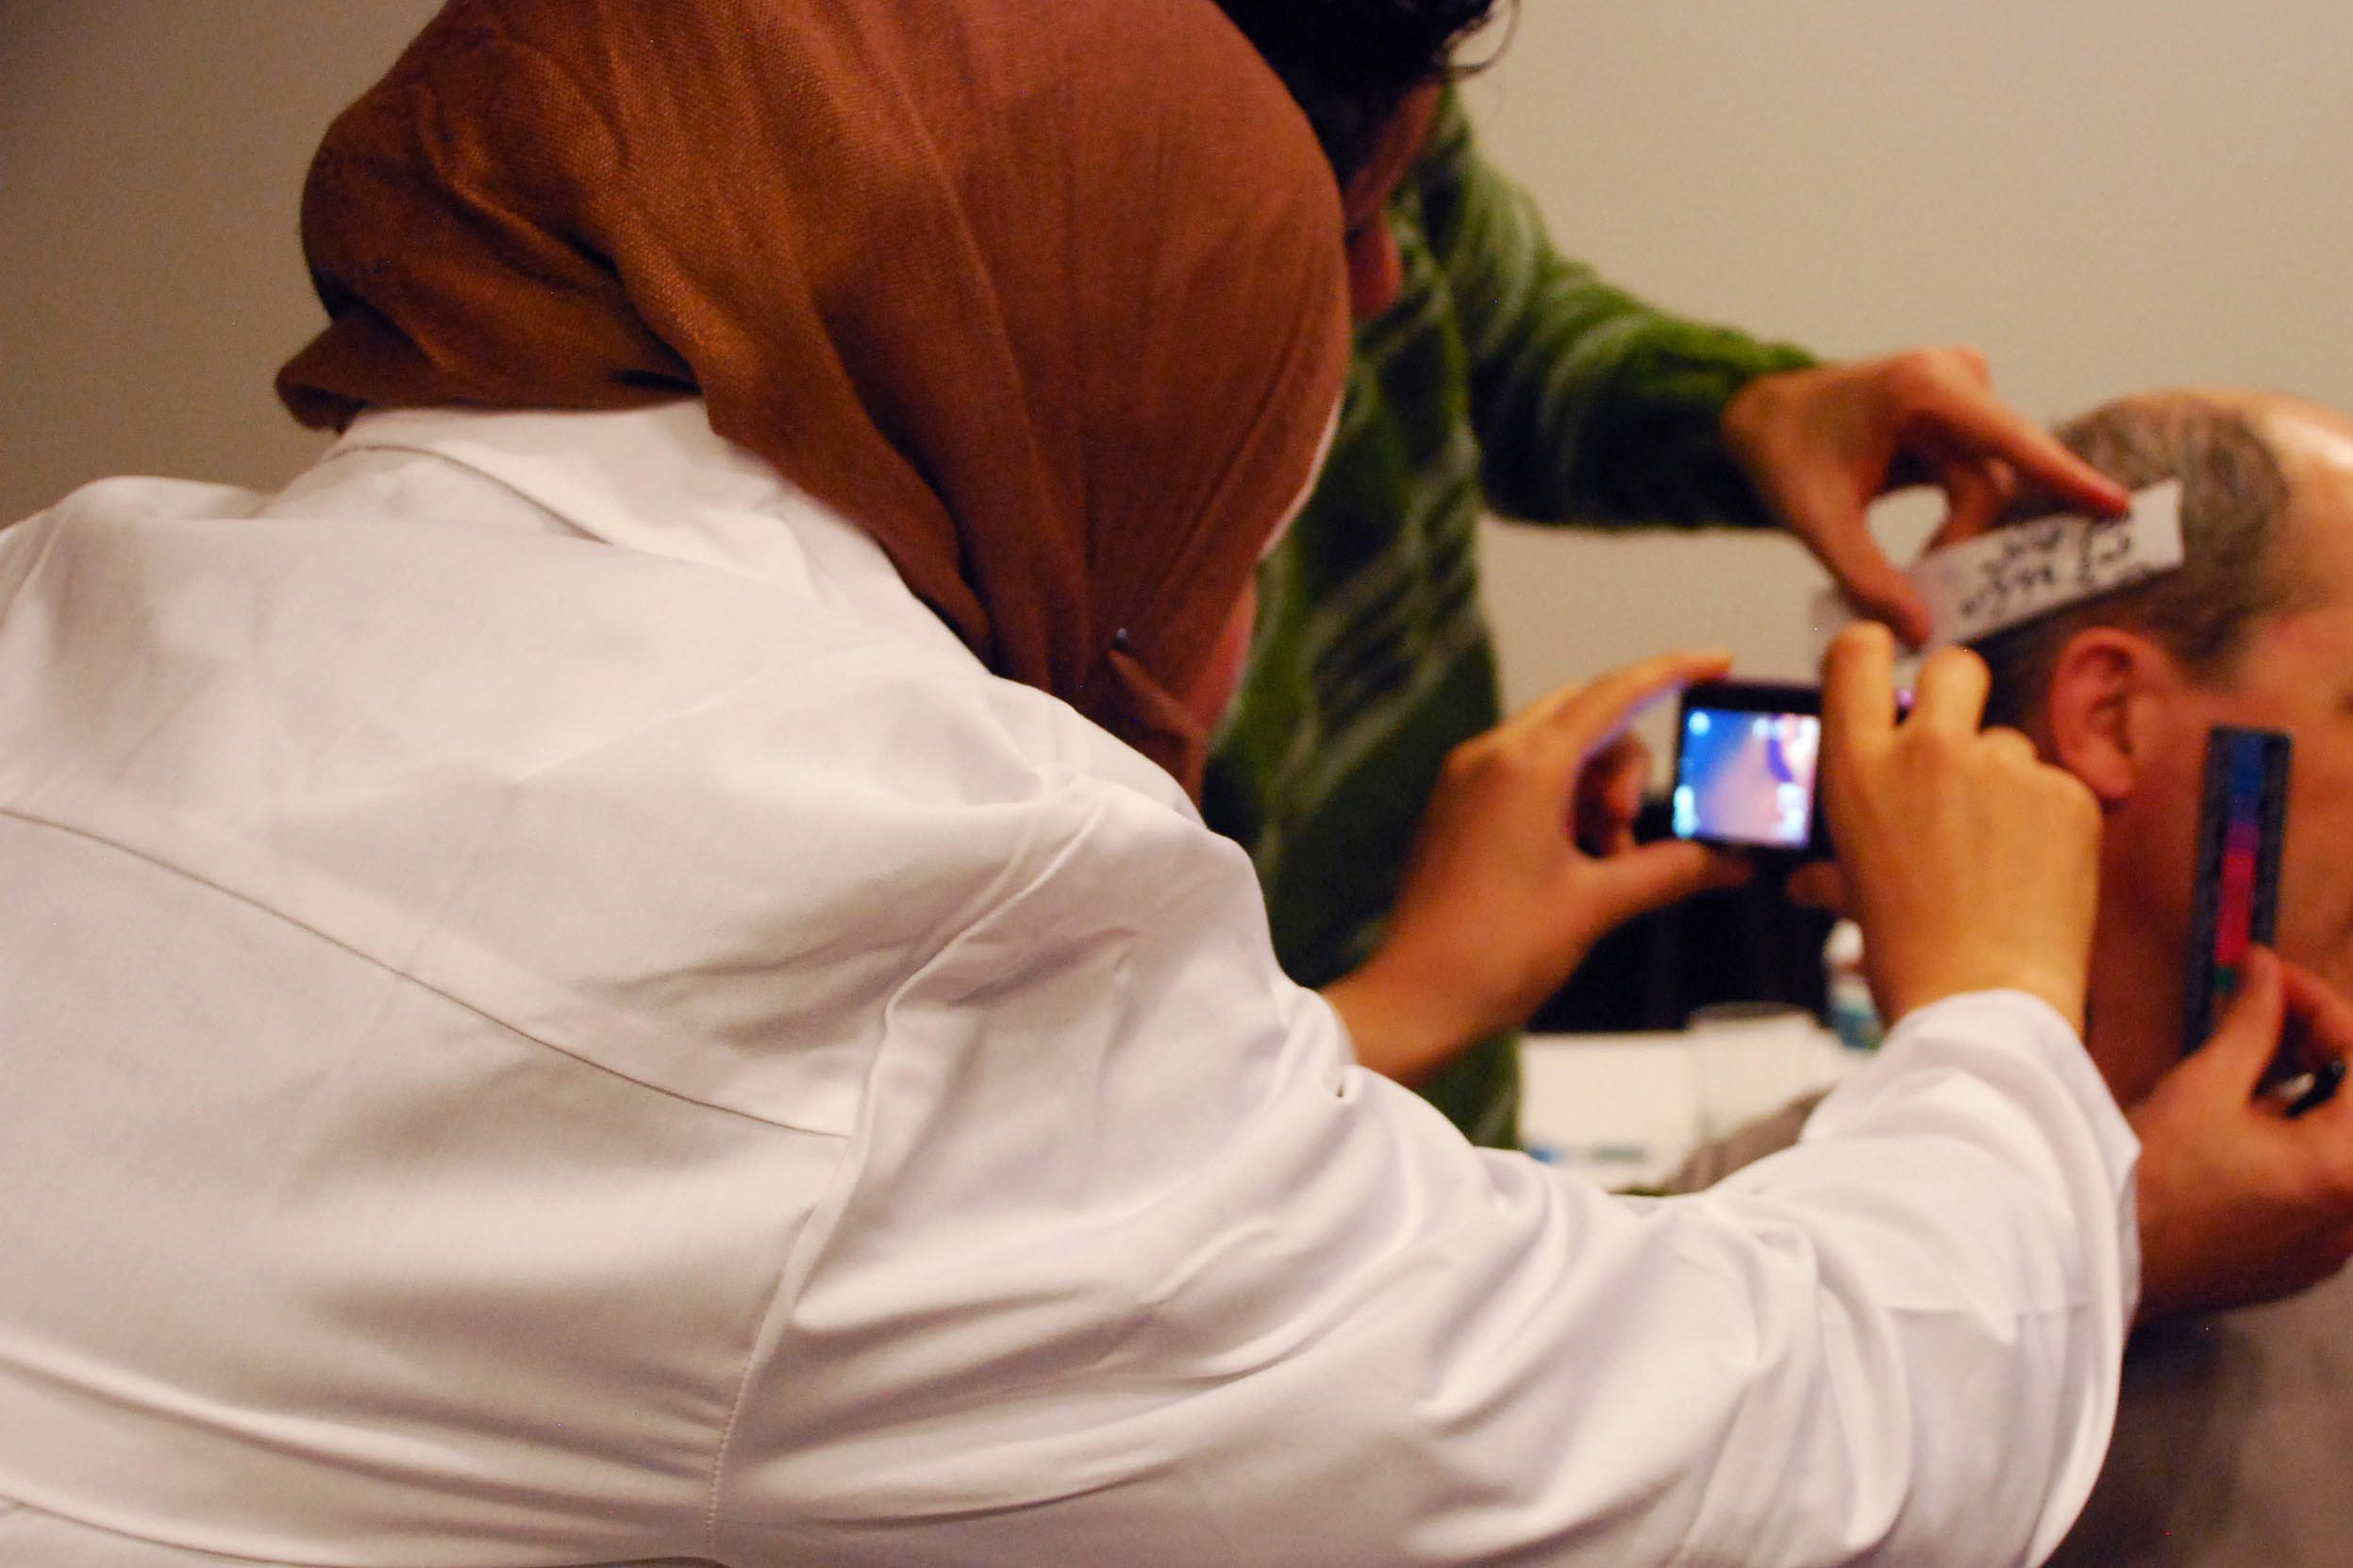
[0,403,2137,1567]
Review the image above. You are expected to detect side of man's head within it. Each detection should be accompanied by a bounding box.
[1971,390,2353,1098]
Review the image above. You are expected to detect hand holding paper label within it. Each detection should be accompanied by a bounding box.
[1811,479,2185,649]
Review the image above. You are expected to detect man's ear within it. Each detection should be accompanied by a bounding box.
[2041,627,2169,806]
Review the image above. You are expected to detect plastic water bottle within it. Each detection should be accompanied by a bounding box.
[1823,919,1882,1052]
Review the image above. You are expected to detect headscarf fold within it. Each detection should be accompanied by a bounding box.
[278,0,1350,791]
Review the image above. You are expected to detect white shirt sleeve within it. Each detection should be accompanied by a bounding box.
[715,781,2138,1568]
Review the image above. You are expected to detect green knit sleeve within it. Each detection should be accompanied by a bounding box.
[1409,88,1815,530]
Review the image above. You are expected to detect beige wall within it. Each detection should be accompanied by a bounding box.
[0,1,440,520]
[5,3,2347,725]
[1461,0,2353,710]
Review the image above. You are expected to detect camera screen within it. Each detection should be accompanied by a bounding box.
[1672,706,1823,849]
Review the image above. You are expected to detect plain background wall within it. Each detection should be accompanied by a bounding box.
[5,1,2349,733]
[0,0,442,518]
[1460,0,2353,721]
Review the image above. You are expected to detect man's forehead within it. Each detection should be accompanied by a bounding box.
[2264,392,2353,447]
[2266,401,2353,592]
[2228,390,2347,492]
[2189,407,2353,706]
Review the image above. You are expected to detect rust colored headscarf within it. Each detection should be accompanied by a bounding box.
[277,0,1350,792]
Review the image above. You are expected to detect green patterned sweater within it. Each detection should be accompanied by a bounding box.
[1201,91,1814,1146]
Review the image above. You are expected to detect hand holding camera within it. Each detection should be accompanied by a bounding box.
[1324,648,1752,1080]
[1817,624,2101,1032]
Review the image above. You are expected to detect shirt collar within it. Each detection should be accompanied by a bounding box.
[324,400,967,658]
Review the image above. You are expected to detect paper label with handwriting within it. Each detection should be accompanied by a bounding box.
[1811,479,2185,649]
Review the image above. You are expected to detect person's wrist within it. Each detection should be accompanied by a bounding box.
[1875,957,2088,1039]
[1718,365,1798,465]
[1321,942,1505,1085]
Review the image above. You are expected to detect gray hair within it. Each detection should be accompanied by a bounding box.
[1973,393,2303,730]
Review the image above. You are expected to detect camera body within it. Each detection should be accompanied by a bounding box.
[1669,680,1828,860]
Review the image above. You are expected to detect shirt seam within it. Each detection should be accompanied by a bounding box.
[0,804,837,1135]
[0,1486,334,1567]
[699,783,1117,1557]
